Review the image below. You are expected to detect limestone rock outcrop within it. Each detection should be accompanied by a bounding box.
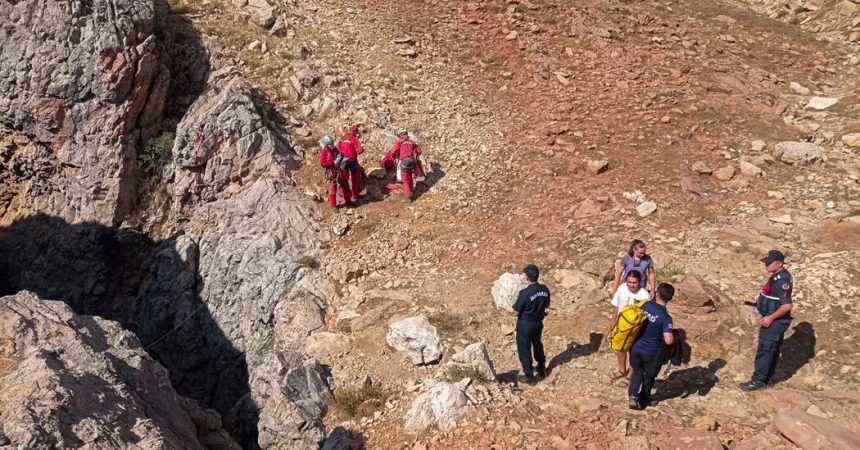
[0,0,170,225]
[404,379,476,433]
[0,291,238,449]
[0,65,336,450]
[491,272,527,310]
[437,342,496,382]
[167,72,300,211]
[387,316,444,365]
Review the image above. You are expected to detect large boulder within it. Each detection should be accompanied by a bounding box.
[251,360,331,449]
[669,276,733,340]
[775,142,825,165]
[552,269,600,291]
[491,272,527,310]
[168,71,300,212]
[437,342,496,382]
[404,380,475,433]
[0,0,169,225]
[0,291,238,449]
[386,316,444,365]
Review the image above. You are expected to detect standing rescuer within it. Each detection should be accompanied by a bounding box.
[512,264,550,384]
[319,135,351,212]
[740,250,794,391]
[337,124,365,201]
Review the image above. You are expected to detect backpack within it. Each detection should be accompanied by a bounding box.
[608,299,649,352]
[398,139,418,160]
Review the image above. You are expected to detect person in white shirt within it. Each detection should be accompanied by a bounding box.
[609,270,650,380]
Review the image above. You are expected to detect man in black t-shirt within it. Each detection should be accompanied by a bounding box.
[512,264,551,384]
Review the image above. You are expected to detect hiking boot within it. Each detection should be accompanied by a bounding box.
[739,380,767,391]
[638,396,652,408]
[402,197,413,203]
[331,206,339,214]
[536,364,547,379]
[628,396,641,410]
[518,374,538,386]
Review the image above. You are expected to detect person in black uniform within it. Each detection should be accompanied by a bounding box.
[740,250,794,391]
[512,264,551,384]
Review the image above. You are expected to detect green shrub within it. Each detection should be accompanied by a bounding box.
[656,265,685,282]
[444,365,489,383]
[169,0,191,14]
[295,255,319,269]
[333,383,384,417]
[138,132,174,176]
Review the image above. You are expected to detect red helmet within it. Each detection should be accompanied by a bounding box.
[349,124,360,135]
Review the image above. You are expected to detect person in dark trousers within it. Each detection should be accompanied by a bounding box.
[740,250,794,391]
[512,264,550,384]
[628,283,675,410]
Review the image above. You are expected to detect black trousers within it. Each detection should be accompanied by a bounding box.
[629,350,660,399]
[516,319,545,376]
[753,319,791,383]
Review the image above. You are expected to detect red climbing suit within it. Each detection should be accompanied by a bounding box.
[337,125,364,197]
[386,135,424,199]
[320,144,351,208]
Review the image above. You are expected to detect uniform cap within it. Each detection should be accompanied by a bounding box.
[760,249,785,265]
[523,264,539,281]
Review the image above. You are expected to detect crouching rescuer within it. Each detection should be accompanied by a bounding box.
[512,264,550,384]
[319,135,351,211]
[387,130,425,202]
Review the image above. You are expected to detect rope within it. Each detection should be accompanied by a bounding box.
[193,125,206,206]
[143,302,207,351]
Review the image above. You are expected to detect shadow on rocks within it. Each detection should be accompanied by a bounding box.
[773,321,816,384]
[0,213,260,448]
[653,358,727,402]
[154,0,211,121]
[321,426,367,450]
[547,332,604,374]
[353,160,446,206]
[412,161,446,201]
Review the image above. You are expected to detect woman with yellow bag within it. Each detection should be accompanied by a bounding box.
[608,270,650,381]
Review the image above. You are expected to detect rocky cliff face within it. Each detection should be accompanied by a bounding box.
[0,0,170,225]
[0,1,337,448]
[0,291,239,449]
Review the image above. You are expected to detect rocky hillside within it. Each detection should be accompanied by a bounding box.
[1,0,337,448]
[1,0,859,449]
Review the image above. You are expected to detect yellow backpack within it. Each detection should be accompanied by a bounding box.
[608,299,649,352]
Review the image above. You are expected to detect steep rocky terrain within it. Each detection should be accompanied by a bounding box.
[1,0,859,449]
[0,291,238,449]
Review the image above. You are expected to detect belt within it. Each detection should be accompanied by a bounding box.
[517,317,543,323]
